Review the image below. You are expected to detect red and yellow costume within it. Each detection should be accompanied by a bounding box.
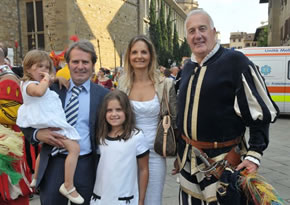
[0,66,32,205]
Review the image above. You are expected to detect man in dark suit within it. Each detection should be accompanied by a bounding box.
[21,40,109,205]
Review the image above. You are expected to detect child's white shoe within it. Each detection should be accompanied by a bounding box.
[30,178,37,188]
[59,183,84,204]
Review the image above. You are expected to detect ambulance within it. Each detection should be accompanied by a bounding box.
[238,47,290,114]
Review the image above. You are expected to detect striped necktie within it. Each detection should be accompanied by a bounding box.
[51,86,82,156]
[65,86,82,127]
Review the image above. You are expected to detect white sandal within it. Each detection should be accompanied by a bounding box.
[30,178,37,188]
[59,183,84,204]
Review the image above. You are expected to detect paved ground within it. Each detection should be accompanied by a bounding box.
[30,116,290,205]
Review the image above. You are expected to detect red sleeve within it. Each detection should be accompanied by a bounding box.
[105,79,113,89]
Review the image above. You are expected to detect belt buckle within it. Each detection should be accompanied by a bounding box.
[214,142,218,149]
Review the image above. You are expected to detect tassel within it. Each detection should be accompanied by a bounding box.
[239,170,284,205]
[0,124,23,157]
[0,154,22,184]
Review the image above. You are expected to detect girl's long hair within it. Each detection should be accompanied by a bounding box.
[97,90,137,144]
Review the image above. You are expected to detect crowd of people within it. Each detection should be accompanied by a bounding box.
[0,8,279,205]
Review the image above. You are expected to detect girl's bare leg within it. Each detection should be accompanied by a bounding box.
[30,155,40,187]
[61,139,80,198]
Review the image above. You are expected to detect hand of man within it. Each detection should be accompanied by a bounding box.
[236,159,258,174]
[36,128,66,148]
[56,76,70,90]
[171,158,180,175]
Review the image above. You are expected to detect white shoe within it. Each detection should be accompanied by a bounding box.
[30,179,37,188]
[59,183,84,204]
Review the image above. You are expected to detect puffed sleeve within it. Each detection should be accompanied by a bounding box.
[165,78,177,129]
[234,63,279,161]
[135,130,149,158]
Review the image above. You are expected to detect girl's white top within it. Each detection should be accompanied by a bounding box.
[91,130,149,205]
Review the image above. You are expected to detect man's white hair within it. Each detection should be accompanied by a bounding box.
[184,9,215,37]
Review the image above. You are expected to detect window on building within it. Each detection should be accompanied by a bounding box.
[176,15,184,40]
[165,2,169,17]
[281,27,284,41]
[233,39,235,42]
[281,0,286,9]
[287,17,290,39]
[26,0,44,50]
[246,43,250,47]
[284,19,289,40]
[145,0,150,19]
[144,22,150,36]
[239,39,241,42]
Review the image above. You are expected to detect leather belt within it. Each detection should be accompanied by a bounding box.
[181,135,240,149]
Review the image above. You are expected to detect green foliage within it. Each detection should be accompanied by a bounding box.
[156,18,163,57]
[160,0,168,51]
[149,0,156,24]
[257,26,268,47]
[148,0,188,67]
[172,23,180,64]
[179,37,191,59]
[149,0,157,47]
[167,7,173,56]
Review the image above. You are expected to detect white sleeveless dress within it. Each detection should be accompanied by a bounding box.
[16,80,80,140]
[131,95,166,205]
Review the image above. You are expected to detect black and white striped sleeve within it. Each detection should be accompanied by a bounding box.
[234,63,279,161]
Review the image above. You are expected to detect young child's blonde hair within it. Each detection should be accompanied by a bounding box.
[22,50,54,81]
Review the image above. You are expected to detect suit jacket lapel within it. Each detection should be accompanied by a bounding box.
[89,82,98,126]
[50,83,67,108]
[89,82,98,151]
[59,89,67,108]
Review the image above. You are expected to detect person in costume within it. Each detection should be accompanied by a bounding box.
[94,67,113,89]
[118,35,177,205]
[53,35,81,80]
[0,63,32,205]
[174,9,279,204]
[16,49,85,204]
[90,90,149,205]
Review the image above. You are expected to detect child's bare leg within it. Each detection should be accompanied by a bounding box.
[61,139,80,197]
[30,154,40,187]
[34,154,40,179]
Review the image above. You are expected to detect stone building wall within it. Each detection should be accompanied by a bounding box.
[0,0,138,68]
[0,0,19,62]
[0,0,189,68]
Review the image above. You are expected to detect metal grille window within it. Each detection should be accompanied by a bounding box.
[26,0,44,50]
[284,19,289,40]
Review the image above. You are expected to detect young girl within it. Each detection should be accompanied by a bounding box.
[90,90,149,205]
[16,50,84,204]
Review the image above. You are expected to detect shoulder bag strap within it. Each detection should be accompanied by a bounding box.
[163,80,171,116]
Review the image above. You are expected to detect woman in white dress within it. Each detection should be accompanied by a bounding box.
[118,35,177,205]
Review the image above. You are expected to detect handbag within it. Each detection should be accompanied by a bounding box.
[154,81,176,157]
